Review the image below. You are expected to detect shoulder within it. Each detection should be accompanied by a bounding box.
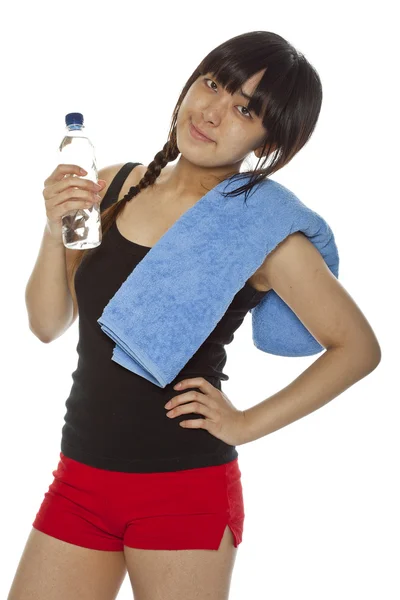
[249,179,310,291]
[257,230,327,292]
[97,162,146,205]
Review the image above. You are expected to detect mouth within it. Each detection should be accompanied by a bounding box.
[189,121,214,143]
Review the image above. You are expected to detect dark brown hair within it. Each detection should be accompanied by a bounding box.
[70,30,323,280]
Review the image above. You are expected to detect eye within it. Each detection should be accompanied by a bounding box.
[203,77,253,119]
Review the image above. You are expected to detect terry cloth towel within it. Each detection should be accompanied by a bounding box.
[97,174,339,388]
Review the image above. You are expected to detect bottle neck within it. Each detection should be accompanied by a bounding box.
[66,124,86,136]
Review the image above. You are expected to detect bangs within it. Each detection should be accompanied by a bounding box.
[199,56,272,120]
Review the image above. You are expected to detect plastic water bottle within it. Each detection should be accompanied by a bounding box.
[58,112,102,249]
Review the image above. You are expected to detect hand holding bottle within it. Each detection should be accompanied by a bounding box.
[43,164,106,242]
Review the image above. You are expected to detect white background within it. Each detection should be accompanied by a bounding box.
[2,0,398,598]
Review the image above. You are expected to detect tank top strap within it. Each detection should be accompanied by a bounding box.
[101,162,143,212]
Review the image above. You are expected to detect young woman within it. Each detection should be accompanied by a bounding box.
[10,31,380,600]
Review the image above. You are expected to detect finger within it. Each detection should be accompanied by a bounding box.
[179,418,207,429]
[45,164,86,186]
[173,377,214,394]
[167,401,213,419]
[165,389,208,409]
[53,175,102,197]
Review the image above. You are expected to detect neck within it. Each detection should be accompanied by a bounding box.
[157,156,241,198]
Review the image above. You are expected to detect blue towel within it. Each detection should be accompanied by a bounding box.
[97,174,339,387]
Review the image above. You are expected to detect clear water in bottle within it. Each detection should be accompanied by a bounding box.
[59,112,102,249]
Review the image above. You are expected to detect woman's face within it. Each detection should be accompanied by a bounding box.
[176,69,269,169]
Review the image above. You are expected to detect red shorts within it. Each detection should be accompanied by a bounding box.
[32,452,244,551]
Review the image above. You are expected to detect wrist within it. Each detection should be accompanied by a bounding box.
[44,222,64,249]
[241,407,261,445]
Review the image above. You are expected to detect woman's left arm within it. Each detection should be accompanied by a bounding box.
[242,231,382,444]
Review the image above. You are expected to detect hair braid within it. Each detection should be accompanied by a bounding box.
[70,133,180,280]
[122,139,180,205]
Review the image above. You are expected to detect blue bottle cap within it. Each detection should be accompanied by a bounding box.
[65,112,84,126]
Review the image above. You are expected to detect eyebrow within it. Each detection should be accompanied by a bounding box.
[211,74,253,102]
[238,88,253,101]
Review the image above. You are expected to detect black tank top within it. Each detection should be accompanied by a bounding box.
[60,163,268,472]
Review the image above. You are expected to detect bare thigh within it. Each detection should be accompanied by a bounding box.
[124,524,238,600]
[7,527,127,600]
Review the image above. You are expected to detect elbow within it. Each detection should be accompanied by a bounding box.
[358,338,382,372]
[369,344,382,371]
[364,349,381,374]
[28,321,53,344]
[328,339,382,373]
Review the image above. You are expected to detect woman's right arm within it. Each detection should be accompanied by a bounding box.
[25,163,114,343]
[25,226,77,343]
